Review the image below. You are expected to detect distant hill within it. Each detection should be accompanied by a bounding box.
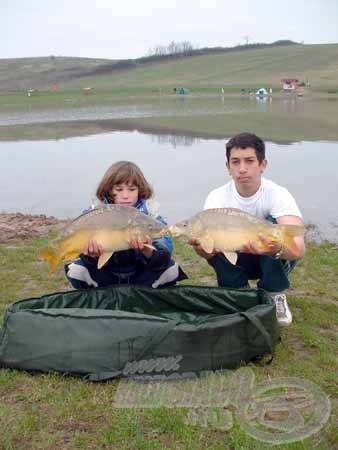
[0,56,118,91]
[1,42,338,92]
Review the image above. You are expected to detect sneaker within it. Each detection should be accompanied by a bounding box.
[271,293,292,327]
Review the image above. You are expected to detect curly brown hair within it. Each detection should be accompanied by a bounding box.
[96,161,153,202]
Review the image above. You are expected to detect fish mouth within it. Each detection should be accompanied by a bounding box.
[167,225,181,236]
[159,228,171,236]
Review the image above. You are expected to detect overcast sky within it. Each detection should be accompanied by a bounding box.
[3,0,338,60]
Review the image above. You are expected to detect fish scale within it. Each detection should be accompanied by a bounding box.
[63,205,154,233]
[40,205,167,273]
[198,207,270,226]
[170,207,304,258]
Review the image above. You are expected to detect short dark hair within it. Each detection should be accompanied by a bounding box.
[226,132,265,163]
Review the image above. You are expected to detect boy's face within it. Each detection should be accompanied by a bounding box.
[110,181,139,206]
[226,147,267,191]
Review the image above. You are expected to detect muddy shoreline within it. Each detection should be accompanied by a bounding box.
[0,213,65,243]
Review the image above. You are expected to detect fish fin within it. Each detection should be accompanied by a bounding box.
[280,224,305,255]
[200,236,214,254]
[98,252,113,269]
[282,234,301,255]
[223,251,238,265]
[39,246,62,274]
[64,251,81,262]
[143,243,157,251]
[280,224,305,238]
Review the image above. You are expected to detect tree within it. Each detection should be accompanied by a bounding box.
[148,40,196,57]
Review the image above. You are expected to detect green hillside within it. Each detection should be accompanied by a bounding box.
[67,43,338,92]
[0,56,116,91]
[1,43,338,93]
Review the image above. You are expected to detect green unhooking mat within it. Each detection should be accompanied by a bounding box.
[0,285,279,380]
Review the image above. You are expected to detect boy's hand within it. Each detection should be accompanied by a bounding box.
[241,233,281,256]
[83,239,104,258]
[188,238,218,260]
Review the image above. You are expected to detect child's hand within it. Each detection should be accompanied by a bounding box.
[83,239,104,258]
[129,236,154,258]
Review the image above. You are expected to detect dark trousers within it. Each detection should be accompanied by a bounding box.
[65,258,187,290]
[209,253,297,292]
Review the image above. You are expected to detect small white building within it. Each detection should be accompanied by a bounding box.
[281,78,299,91]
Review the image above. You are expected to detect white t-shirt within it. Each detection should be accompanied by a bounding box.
[204,178,302,219]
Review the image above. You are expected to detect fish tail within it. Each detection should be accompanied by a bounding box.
[39,246,62,274]
[280,224,305,254]
[143,243,157,252]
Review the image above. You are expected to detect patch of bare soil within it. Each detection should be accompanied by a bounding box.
[0,213,65,243]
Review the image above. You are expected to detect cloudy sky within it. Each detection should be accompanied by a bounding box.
[3,0,338,60]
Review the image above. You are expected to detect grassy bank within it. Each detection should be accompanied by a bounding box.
[1,94,338,143]
[2,44,338,94]
[0,233,337,449]
[1,43,338,143]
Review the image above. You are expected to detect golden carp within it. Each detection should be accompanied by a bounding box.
[169,208,304,262]
[40,205,167,273]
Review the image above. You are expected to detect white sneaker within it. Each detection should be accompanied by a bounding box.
[270,292,292,327]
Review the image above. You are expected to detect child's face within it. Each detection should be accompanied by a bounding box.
[110,182,139,206]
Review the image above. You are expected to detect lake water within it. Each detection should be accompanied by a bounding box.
[1,130,337,242]
[0,95,329,127]
[0,97,275,125]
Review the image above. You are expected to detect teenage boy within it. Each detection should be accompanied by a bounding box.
[190,132,305,326]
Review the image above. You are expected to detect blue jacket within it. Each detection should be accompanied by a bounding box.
[80,198,173,276]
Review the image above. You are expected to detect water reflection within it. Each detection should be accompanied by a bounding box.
[254,96,271,112]
[150,133,199,148]
[0,96,315,126]
[0,131,337,242]
[281,96,300,114]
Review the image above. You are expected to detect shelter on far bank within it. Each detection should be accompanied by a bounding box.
[174,87,190,95]
[256,87,268,98]
[281,78,299,91]
[82,87,94,95]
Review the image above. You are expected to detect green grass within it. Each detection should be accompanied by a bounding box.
[2,44,338,95]
[1,94,338,143]
[0,234,337,449]
[130,100,338,142]
[56,44,338,92]
[1,43,338,143]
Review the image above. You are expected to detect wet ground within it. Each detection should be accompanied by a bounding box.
[1,95,338,142]
[0,213,64,243]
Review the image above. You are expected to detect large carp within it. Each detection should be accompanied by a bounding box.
[40,205,167,273]
[169,208,304,262]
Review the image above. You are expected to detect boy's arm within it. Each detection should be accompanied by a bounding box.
[276,215,306,260]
